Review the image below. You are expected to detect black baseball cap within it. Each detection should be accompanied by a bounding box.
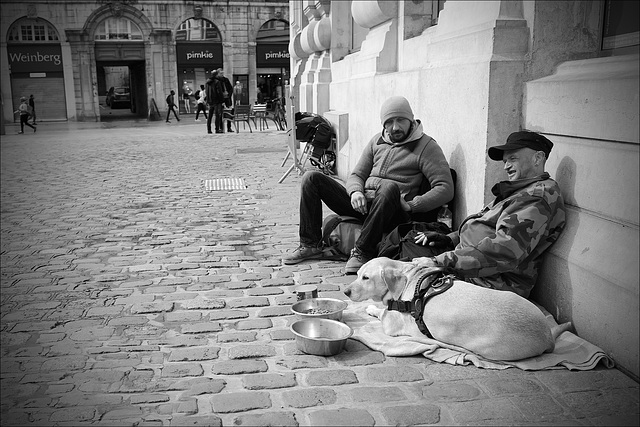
[488,131,553,161]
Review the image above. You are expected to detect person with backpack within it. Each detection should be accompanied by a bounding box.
[14,96,36,134]
[282,96,454,274]
[205,70,225,134]
[194,84,207,121]
[165,90,180,123]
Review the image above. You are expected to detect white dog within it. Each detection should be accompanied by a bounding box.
[343,257,572,361]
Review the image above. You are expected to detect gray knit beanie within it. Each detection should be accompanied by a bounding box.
[380,96,414,125]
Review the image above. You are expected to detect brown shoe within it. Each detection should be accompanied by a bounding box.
[283,245,324,265]
[345,247,371,275]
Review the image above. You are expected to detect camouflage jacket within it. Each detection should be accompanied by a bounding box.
[433,172,566,298]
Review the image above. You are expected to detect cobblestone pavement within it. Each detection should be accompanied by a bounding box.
[1,120,638,426]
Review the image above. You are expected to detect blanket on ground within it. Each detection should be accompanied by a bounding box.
[342,301,614,370]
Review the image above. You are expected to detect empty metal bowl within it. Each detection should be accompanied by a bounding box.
[291,297,348,321]
[290,318,353,356]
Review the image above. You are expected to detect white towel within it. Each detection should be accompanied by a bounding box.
[343,301,614,371]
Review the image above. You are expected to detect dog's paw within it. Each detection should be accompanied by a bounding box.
[366,305,384,319]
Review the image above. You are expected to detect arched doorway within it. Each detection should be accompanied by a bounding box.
[94,16,147,119]
[6,17,65,122]
[175,18,222,115]
[256,19,290,108]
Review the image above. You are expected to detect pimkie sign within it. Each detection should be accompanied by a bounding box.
[7,44,63,73]
[176,43,223,67]
[256,43,290,67]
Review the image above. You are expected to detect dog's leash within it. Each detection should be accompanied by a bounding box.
[386,267,457,338]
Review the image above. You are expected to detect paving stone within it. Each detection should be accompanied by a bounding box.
[242,372,297,390]
[169,346,220,362]
[350,385,406,402]
[447,397,527,424]
[130,302,174,314]
[235,318,273,330]
[232,411,298,427]
[129,393,170,404]
[161,363,204,377]
[210,391,272,413]
[181,322,223,334]
[49,406,96,423]
[178,378,227,398]
[217,331,257,342]
[364,365,424,382]
[305,369,358,386]
[208,309,249,320]
[270,329,295,340]
[211,360,269,375]
[228,344,276,359]
[227,296,270,308]
[181,297,225,310]
[164,311,202,322]
[480,376,544,396]
[381,404,441,426]
[307,408,375,427]
[282,387,337,408]
[334,350,386,366]
[275,356,329,370]
[257,306,293,317]
[169,414,222,426]
[421,381,484,401]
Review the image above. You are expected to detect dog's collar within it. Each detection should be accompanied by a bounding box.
[386,266,456,338]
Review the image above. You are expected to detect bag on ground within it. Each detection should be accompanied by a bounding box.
[321,214,363,261]
[377,221,452,261]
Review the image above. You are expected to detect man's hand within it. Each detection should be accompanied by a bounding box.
[351,191,368,215]
[414,231,453,248]
[400,196,411,212]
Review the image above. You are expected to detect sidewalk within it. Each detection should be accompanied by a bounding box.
[1,120,638,426]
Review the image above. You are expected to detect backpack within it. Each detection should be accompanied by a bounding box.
[166,94,172,105]
[194,89,201,99]
[377,221,452,261]
[321,214,363,260]
[295,112,334,149]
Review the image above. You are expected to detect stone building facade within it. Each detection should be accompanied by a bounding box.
[1,0,290,123]
[288,0,639,379]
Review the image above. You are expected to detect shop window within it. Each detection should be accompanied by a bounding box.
[176,18,221,42]
[7,19,59,42]
[94,17,143,40]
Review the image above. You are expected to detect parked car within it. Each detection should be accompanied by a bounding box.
[106,87,130,108]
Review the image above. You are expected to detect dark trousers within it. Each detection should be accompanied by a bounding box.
[298,171,410,257]
[207,103,224,132]
[20,114,35,132]
[166,105,179,121]
[195,103,207,120]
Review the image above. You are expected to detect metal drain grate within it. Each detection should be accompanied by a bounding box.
[204,178,247,191]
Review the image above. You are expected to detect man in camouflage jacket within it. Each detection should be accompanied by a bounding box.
[414,131,566,298]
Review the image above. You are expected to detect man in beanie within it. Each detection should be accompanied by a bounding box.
[283,96,454,274]
[413,130,566,298]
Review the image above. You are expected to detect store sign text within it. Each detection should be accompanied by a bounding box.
[176,43,223,66]
[7,45,63,73]
[256,43,290,67]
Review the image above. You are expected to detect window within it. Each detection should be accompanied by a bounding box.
[7,19,59,42]
[601,0,639,51]
[351,18,368,52]
[257,19,289,42]
[94,17,143,40]
[404,0,446,40]
[175,18,221,42]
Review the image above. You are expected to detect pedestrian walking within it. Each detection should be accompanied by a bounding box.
[28,94,37,125]
[165,90,180,123]
[14,97,36,134]
[194,84,207,121]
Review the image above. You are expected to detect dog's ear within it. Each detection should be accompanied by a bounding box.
[382,266,408,300]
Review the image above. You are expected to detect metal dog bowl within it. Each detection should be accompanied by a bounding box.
[290,318,353,356]
[291,297,348,321]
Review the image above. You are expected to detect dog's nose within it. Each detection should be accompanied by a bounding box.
[344,288,351,297]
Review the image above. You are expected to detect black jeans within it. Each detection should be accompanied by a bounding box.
[166,105,179,121]
[20,114,35,132]
[207,103,223,132]
[195,103,207,120]
[298,171,410,257]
